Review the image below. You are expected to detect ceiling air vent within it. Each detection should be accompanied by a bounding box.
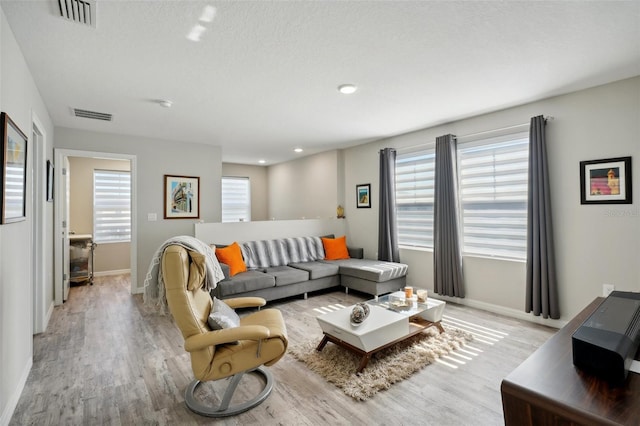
[57,0,97,28]
[73,108,113,122]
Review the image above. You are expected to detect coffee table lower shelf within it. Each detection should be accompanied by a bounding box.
[316,317,444,374]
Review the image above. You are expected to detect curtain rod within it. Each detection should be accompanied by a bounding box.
[395,115,554,153]
[458,115,554,140]
[457,122,528,140]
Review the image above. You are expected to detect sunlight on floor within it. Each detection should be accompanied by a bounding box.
[437,314,509,369]
[443,314,508,345]
[313,304,346,314]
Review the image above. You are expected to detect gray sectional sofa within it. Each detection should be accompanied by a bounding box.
[210,236,408,302]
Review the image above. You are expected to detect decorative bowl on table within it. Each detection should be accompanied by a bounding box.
[389,294,411,310]
[350,302,370,326]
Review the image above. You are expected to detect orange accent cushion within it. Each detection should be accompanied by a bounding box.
[322,235,350,260]
[215,242,247,276]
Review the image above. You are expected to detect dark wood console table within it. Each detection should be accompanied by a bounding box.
[501,297,640,425]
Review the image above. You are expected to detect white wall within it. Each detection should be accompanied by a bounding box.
[343,76,640,324]
[222,163,269,221]
[54,127,223,294]
[0,7,55,425]
[268,150,340,220]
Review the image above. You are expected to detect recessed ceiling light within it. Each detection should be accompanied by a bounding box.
[258,159,266,164]
[199,5,217,23]
[294,148,303,153]
[187,24,206,42]
[338,84,358,94]
[159,99,173,108]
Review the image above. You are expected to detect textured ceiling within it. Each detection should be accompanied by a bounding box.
[2,0,639,165]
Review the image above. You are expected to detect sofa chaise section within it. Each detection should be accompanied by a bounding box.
[329,258,408,298]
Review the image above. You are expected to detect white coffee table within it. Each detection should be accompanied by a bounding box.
[316,292,446,373]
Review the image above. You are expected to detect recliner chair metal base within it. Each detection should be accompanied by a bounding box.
[184,366,274,417]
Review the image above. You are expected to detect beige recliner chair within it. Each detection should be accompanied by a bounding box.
[161,245,288,417]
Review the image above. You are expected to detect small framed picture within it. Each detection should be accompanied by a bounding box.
[580,157,632,204]
[356,183,371,208]
[46,160,54,202]
[164,174,200,219]
[1,112,28,224]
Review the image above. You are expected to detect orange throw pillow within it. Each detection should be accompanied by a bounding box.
[322,235,350,260]
[215,242,247,276]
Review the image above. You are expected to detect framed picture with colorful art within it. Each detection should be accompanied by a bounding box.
[1,112,28,224]
[356,183,371,208]
[164,174,200,219]
[580,156,632,204]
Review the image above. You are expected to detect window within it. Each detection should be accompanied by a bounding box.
[458,132,529,259]
[395,148,436,248]
[93,170,131,243]
[222,177,251,222]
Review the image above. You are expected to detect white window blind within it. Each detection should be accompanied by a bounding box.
[222,177,251,222]
[395,148,436,248]
[458,132,529,259]
[4,164,25,219]
[93,170,131,243]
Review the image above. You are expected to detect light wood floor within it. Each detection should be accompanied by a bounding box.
[10,275,555,425]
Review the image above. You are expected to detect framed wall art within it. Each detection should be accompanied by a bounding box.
[580,156,632,204]
[46,160,54,202]
[356,183,371,208]
[164,174,200,219]
[1,112,28,224]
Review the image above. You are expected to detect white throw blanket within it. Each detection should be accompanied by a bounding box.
[143,235,225,314]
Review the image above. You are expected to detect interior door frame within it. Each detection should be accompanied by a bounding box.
[30,112,50,333]
[61,156,70,302]
[54,148,137,304]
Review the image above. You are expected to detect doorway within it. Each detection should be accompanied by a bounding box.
[54,149,137,305]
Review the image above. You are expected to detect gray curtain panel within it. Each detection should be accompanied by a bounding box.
[378,148,400,262]
[526,116,559,319]
[433,134,465,297]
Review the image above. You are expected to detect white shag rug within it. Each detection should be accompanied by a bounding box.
[289,326,473,401]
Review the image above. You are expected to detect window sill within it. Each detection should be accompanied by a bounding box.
[399,245,433,253]
[93,240,131,245]
[462,253,526,264]
[399,246,525,264]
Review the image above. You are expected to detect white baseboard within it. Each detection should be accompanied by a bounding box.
[93,269,131,277]
[430,294,567,329]
[0,357,33,426]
